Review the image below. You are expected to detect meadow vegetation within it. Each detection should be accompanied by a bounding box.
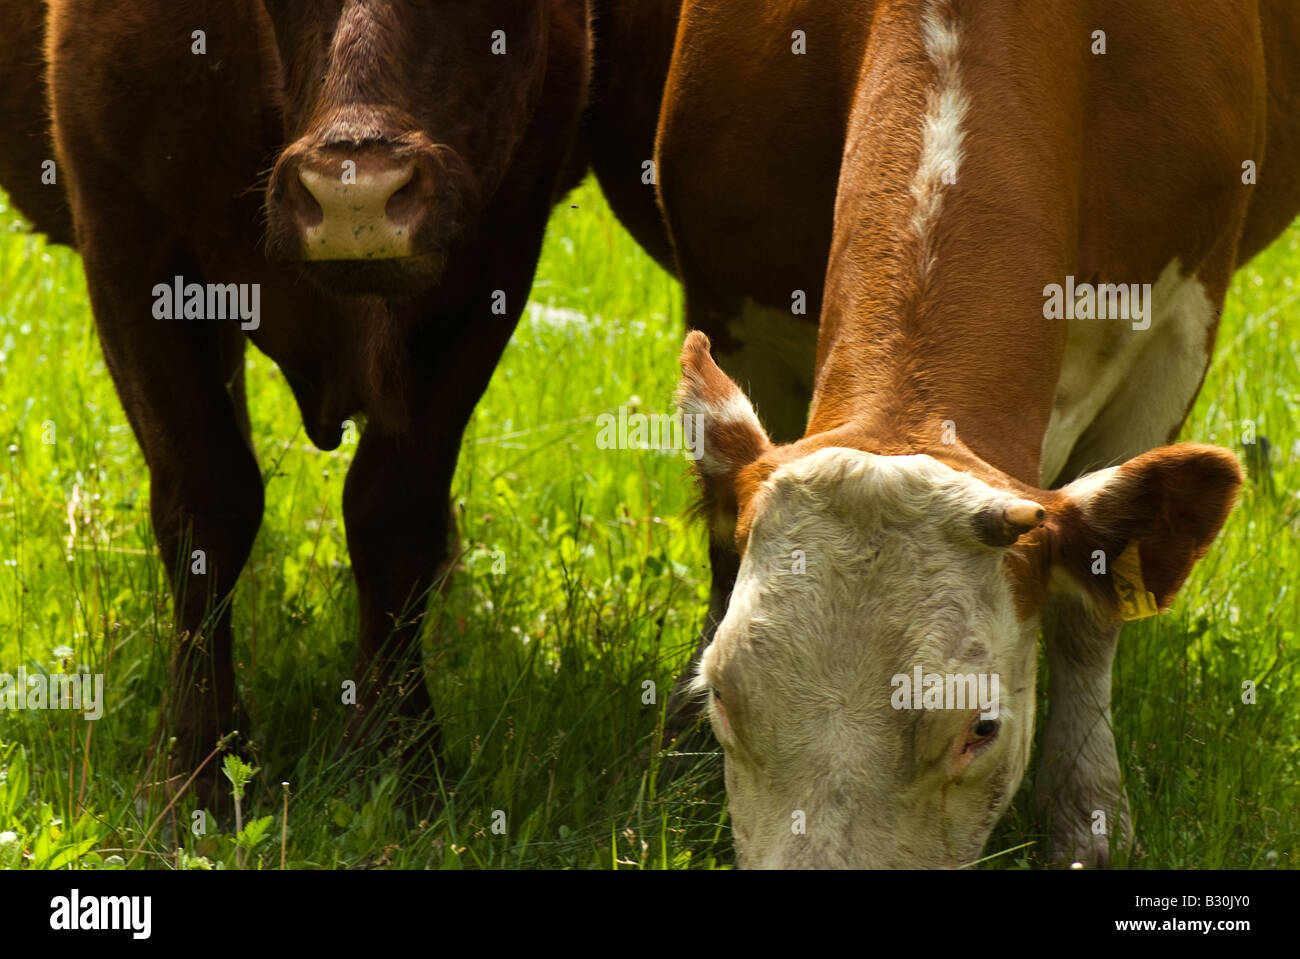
[0,181,1295,868]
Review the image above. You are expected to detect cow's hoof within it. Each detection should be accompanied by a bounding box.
[396,719,444,796]
[136,745,235,831]
[140,714,252,826]
[335,707,444,809]
[1042,829,1114,868]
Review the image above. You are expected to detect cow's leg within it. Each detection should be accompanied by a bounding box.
[337,423,450,777]
[74,221,262,804]
[338,288,525,782]
[1037,259,1239,864]
[0,0,73,245]
[1034,597,1131,866]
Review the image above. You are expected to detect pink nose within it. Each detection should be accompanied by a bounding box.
[289,156,420,260]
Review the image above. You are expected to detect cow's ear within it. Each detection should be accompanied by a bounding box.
[1044,444,1244,619]
[676,331,773,542]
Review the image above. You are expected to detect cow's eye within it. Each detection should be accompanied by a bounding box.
[953,715,1001,772]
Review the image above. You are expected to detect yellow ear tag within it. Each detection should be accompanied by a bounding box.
[1111,541,1159,621]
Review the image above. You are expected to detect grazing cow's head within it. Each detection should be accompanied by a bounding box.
[262,0,562,295]
[677,332,1242,868]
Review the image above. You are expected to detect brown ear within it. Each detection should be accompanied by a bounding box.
[1045,444,1244,618]
[676,331,772,541]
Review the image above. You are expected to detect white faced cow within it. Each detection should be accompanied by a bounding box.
[657,0,1300,867]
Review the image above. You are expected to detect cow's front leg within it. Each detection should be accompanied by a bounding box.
[1034,596,1132,866]
[337,289,523,784]
[338,424,453,780]
[75,228,263,808]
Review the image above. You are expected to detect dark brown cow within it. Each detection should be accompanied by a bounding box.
[0,2,73,244]
[657,0,1300,866]
[0,0,681,803]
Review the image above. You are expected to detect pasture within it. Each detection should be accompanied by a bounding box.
[0,178,1296,870]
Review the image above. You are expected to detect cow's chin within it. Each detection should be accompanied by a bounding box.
[289,253,448,299]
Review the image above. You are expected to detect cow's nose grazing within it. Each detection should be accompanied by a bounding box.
[292,156,420,260]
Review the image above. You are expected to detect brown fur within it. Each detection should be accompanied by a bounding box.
[663,0,1298,601]
[0,0,71,242]
[0,0,682,801]
[659,1,1299,840]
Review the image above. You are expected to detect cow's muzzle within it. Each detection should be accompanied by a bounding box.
[266,135,469,296]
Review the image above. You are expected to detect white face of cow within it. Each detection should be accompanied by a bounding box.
[696,449,1040,868]
[675,330,1244,869]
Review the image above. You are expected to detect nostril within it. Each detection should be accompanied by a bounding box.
[285,166,324,228]
[383,165,421,226]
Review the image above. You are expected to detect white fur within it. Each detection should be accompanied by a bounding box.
[697,449,1040,868]
[1042,260,1216,485]
[677,363,770,478]
[909,0,968,270]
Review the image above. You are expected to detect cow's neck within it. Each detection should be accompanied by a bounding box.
[806,0,1083,488]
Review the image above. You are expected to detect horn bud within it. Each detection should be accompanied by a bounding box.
[974,498,1046,547]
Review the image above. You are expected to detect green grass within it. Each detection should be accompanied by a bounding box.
[0,179,1296,869]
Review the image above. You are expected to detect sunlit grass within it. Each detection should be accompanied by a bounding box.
[0,182,1296,869]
